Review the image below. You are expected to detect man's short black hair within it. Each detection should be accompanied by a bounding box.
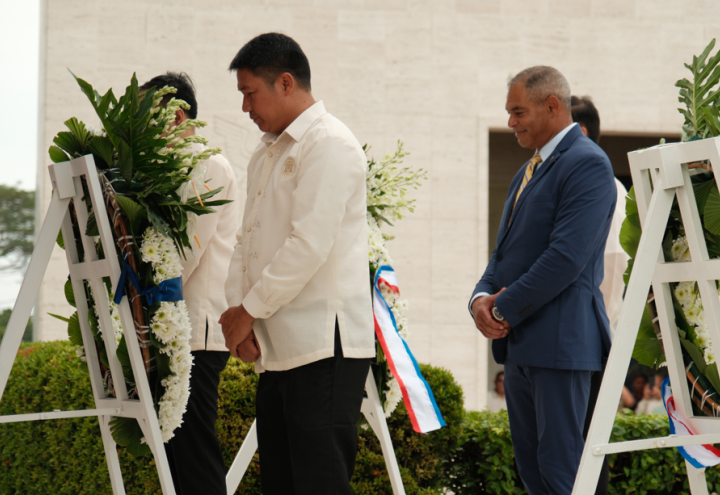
[571,95,600,144]
[139,71,198,119]
[228,33,311,91]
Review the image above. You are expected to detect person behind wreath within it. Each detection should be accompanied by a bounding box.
[139,72,241,495]
[470,66,616,495]
[220,33,375,494]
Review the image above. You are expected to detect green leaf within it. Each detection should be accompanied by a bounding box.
[47,313,70,323]
[703,184,720,235]
[56,228,65,249]
[704,363,720,399]
[116,139,134,184]
[623,257,634,286]
[48,145,70,163]
[88,136,114,169]
[625,186,640,228]
[681,338,707,374]
[66,311,84,347]
[64,279,76,308]
[85,210,99,237]
[619,216,642,259]
[693,178,716,215]
[109,417,151,457]
[114,195,147,234]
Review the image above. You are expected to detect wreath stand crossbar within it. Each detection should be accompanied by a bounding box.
[574,136,720,494]
[0,156,176,495]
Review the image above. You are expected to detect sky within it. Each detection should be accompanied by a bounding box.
[0,0,40,309]
[0,1,39,191]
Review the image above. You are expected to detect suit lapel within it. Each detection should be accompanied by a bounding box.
[496,126,583,248]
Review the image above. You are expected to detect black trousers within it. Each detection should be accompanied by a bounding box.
[583,368,610,495]
[256,326,371,495]
[165,350,230,495]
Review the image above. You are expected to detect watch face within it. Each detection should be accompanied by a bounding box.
[492,305,504,321]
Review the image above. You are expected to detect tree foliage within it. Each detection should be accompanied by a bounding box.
[0,185,34,272]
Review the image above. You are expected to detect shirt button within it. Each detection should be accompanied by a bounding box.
[268,151,273,157]
[243,266,247,272]
[257,190,262,195]
[246,227,251,232]
[266,312,271,316]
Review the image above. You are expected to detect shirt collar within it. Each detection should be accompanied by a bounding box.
[537,122,577,166]
[261,100,327,145]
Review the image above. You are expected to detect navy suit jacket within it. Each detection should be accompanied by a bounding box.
[472,125,616,371]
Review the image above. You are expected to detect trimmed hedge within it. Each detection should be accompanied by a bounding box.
[0,341,459,494]
[5,341,720,494]
[448,409,720,495]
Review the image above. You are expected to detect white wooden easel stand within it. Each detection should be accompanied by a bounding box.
[574,136,720,494]
[0,156,176,495]
[224,358,407,494]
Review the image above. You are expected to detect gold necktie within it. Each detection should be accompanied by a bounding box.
[509,152,542,224]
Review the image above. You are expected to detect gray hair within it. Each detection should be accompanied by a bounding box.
[508,66,571,109]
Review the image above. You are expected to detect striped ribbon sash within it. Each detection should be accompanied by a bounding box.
[662,377,720,467]
[373,265,445,433]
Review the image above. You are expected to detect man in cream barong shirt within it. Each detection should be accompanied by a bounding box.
[139,73,240,495]
[221,33,374,494]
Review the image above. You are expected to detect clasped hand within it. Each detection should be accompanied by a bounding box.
[218,305,262,362]
[471,288,512,339]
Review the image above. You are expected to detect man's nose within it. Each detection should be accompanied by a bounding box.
[242,96,251,113]
[507,115,516,128]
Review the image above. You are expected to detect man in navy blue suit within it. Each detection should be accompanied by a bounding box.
[470,66,616,495]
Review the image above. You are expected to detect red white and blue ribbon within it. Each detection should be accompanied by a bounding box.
[373,265,445,433]
[662,377,720,468]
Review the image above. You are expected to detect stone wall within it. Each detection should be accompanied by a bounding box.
[37,0,719,409]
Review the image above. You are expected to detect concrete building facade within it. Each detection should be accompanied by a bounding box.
[35,0,718,410]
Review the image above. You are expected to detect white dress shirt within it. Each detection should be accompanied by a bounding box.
[181,143,240,352]
[225,101,375,372]
[600,178,629,337]
[470,123,578,309]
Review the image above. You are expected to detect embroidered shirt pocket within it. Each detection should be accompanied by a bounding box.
[280,157,296,179]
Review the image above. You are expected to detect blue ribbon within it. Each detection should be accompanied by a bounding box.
[113,257,183,306]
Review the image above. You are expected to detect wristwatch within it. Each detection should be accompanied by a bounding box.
[491,304,505,322]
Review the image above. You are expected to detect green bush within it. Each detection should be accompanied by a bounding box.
[449,408,720,495]
[0,341,460,494]
[8,341,720,495]
[446,409,525,495]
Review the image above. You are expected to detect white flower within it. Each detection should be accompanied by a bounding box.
[141,241,162,263]
[675,282,694,306]
[705,348,716,365]
[383,376,403,418]
[671,236,692,262]
[148,299,194,442]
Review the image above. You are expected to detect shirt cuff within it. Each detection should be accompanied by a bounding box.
[242,289,277,319]
[468,292,490,315]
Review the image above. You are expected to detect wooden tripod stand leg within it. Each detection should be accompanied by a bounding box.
[225,419,258,494]
[686,461,710,495]
[361,368,406,495]
[98,414,127,495]
[572,185,676,494]
[0,193,69,399]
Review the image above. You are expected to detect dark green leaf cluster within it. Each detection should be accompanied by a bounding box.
[49,72,229,254]
[0,184,34,271]
[676,38,720,141]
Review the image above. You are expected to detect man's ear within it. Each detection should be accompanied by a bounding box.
[579,124,589,137]
[280,73,295,95]
[174,108,188,126]
[546,95,561,116]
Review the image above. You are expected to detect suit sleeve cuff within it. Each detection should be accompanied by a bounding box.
[468,292,490,316]
[242,289,277,319]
